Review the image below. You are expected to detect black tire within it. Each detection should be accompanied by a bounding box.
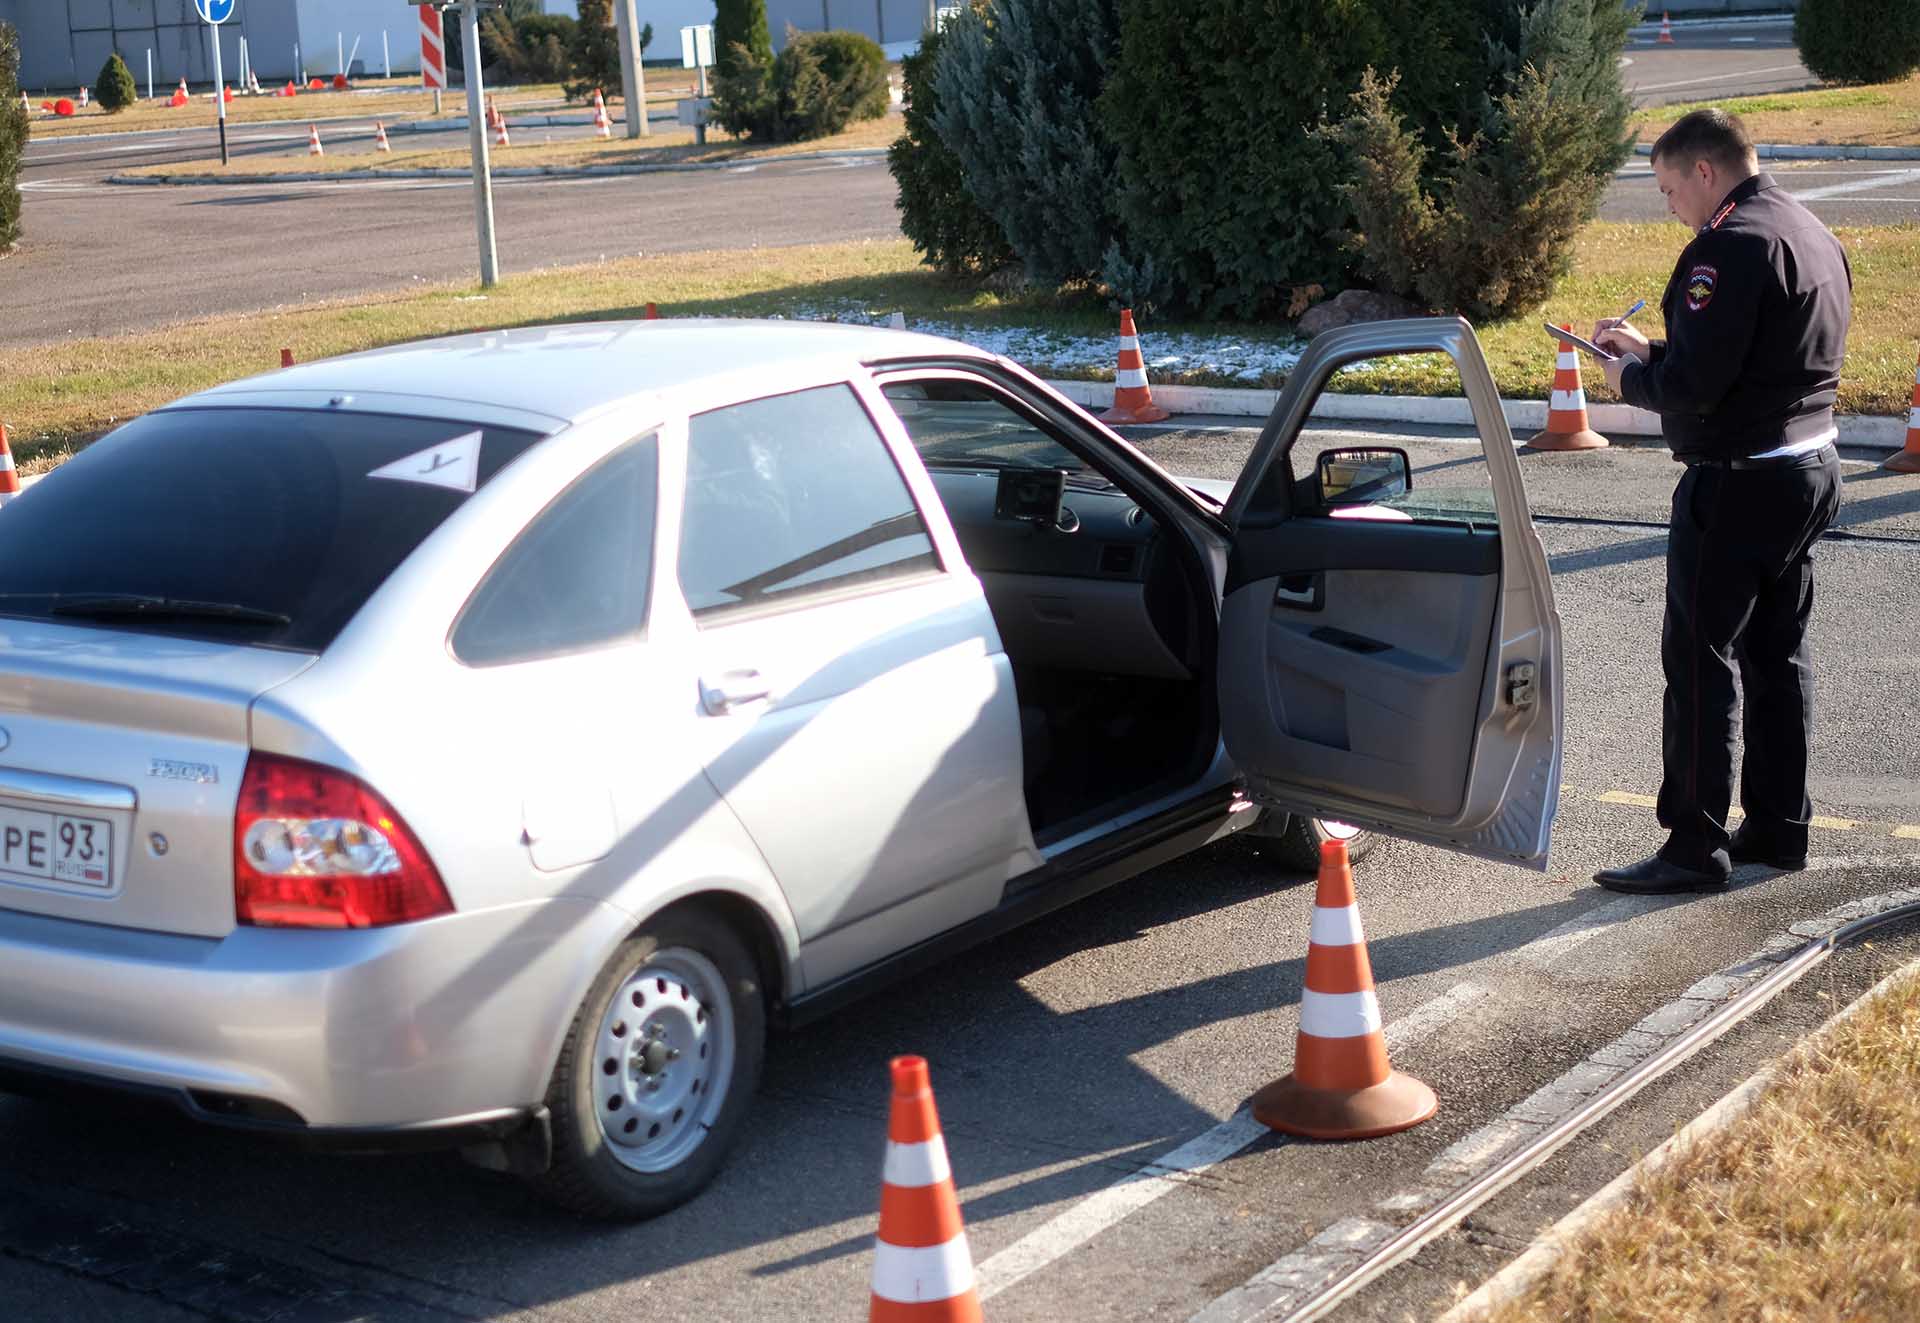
[528,904,767,1220]
[1266,813,1376,874]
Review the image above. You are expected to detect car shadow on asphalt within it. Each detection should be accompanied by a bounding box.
[0,832,1626,1304]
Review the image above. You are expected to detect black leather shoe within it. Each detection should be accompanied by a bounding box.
[1728,828,1808,872]
[1594,855,1730,894]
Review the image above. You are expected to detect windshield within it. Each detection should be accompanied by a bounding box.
[0,407,546,650]
[882,380,1087,472]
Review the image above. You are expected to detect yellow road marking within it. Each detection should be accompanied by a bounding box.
[1896,825,1920,841]
[1596,790,1871,835]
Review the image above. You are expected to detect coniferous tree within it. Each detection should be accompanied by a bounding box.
[715,0,773,84]
[0,23,27,251]
[95,52,138,112]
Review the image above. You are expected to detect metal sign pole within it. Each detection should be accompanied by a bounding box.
[209,20,229,164]
[615,0,649,139]
[460,0,499,287]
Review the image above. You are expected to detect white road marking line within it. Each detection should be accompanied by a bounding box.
[1790,167,1920,201]
[972,983,1490,1302]
[1632,63,1806,94]
[1730,35,1758,42]
[1521,896,1667,969]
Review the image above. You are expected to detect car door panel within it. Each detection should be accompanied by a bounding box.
[1219,318,1563,867]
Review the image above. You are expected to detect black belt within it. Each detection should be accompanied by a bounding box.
[1679,443,1836,471]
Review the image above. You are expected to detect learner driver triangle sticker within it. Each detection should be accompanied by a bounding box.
[368,431,483,493]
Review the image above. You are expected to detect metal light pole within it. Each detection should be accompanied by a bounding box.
[614,0,650,139]
[459,0,499,287]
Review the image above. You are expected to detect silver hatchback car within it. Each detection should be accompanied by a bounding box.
[0,318,1562,1218]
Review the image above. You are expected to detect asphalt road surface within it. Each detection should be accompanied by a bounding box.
[2,426,1917,1322]
[1621,15,1812,105]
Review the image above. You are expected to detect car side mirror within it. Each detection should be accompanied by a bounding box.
[1316,447,1411,506]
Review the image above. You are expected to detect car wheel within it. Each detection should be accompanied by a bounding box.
[529,905,766,1220]
[1266,813,1376,873]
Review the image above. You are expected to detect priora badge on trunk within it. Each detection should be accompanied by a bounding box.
[150,758,218,784]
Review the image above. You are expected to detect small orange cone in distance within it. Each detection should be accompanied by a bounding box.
[280,348,295,368]
[373,121,391,152]
[1658,11,1675,43]
[169,79,188,108]
[1888,346,1920,475]
[1099,309,1171,425]
[645,302,659,319]
[869,1057,982,1323]
[593,87,612,139]
[1251,840,1438,1140]
[1528,326,1608,451]
[307,123,323,156]
[0,424,20,508]
[281,80,297,98]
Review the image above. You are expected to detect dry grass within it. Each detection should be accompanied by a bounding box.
[120,113,903,177]
[1632,75,1920,146]
[1482,964,1920,1323]
[5,223,1916,474]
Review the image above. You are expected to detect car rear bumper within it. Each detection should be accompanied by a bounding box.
[0,895,633,1132]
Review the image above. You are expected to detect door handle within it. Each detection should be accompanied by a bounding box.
[1273,573,1323,609]
[700,669,773,715]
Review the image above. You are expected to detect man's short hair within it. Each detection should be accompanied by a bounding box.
[1651,108,1758,175]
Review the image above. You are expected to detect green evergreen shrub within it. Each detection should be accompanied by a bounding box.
[714,28,888,142]
[1795,0,1920,84]
[889,5,1016,276]
[95,52,137,113]
[0,22,24,252]
[715,0,774,84]
[930,0,1138,292]
[566,0,649,101]
[1330,0,1633,321]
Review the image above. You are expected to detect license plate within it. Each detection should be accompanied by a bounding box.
[0,800,115,890]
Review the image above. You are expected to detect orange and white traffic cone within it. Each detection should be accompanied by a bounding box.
[1657,11,1675,43]
[645,302,659,319]
[1099,309,1171,425]
[170,78,189,108]
[489,99,510,147]
[870,1057,981,1322]
[0,424,20,509]
[20,90,31,116]
[280,348,295,369]
[1251,840,1437,1140]
[281,80,297,98]
[373,121,391,152]
[1528,327,1609,451]
[1888,347,1920,474]
[593,88,612,139]
[78,86,89,109]
[307,123,323,156]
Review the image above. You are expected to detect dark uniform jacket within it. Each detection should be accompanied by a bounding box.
[1620,172,1851,460]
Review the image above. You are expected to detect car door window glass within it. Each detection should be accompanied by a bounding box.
[1286,363,1499,530]
[882,379,1087,472]
[679,385,939,620]
[453,436,658,665]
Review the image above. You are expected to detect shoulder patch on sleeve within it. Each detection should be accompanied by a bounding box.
[1685,263,1718,311]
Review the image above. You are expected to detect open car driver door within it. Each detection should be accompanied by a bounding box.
[1215,318,1564,867]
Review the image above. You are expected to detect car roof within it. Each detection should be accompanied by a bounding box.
[184,319,992,427]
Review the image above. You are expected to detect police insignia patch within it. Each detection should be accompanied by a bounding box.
[1686,263,1718,311]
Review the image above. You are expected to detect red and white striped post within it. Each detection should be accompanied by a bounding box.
[419,3,446,115]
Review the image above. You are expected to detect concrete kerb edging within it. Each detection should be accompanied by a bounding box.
[1041,379,1908,453]
[1634,142,1920,162]
[106,147,891,188]
[1437,957,1920,1323]
[24,103,671,144]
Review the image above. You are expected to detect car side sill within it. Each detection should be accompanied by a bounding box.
[778,784,1253,1029]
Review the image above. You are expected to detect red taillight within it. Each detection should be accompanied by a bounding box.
[234,753,453,929]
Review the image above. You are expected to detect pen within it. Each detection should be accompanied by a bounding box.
[1613,299,1645,326]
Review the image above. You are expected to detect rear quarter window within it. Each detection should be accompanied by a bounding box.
[0,407,546,651]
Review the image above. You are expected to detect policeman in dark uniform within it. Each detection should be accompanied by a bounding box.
[1591,108,1849,894]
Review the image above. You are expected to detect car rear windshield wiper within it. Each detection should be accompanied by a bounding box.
[46,594,293,626]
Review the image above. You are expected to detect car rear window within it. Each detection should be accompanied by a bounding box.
[0,407,547,651]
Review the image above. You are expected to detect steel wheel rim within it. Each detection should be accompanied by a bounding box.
[1318,818,1364,842]
[593,946,734,1174]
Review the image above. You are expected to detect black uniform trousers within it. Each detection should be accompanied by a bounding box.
[1657,447,1842,870]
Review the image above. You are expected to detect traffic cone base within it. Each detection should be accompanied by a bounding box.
[1099,309,1172,425]
[1251,840,1437,1142]
[1528,426,1609,451]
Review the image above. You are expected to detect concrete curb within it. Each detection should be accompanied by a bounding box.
[23,100,678,143]
[1041,379,1908,452]
[1633,142,1920,161]
[1436,959,1920,1323]
[107,147,889,187]
[1636,11,1795,28]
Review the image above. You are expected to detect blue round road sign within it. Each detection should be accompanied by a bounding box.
[194,0,236,24]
